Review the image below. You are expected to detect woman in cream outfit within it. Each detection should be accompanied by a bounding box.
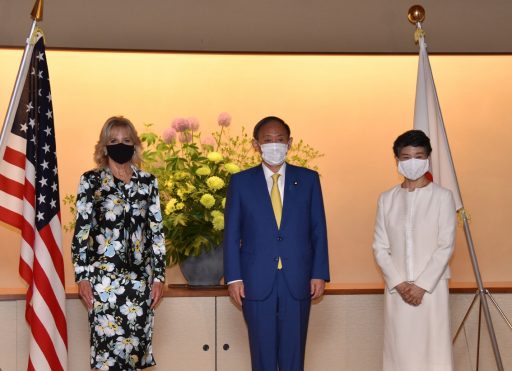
[372,130,456,371]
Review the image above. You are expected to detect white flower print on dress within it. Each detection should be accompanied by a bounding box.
[75,224,90,242]
[103,194,124,221]
[95,314,125,337]
[95,261,115,273]
[149,202,162,222]
[94,276,126,304]
[131,227,144,263]
[95,351,116,370]
[114,335,140,357]
[152,234,166,256]
[76,197,93,220]
[100,175,113,192]
[96,228,122,258]
[132,200,147,218]
[137,183,151,196]
[120,299,143,322]
[77,176,91,193]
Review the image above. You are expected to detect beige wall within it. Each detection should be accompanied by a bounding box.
[1,50,511,289]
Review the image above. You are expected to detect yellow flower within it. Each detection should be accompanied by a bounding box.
[211,210,223,218]
[206,176,225,191]
[165,199,177,215]
[186,183,196,192]
[164,179,174,191]
[177,183,196,200]
[176,202,185,210]
[200,194,216,209]
[207,152,223,163]
[212,215,224,231]
[174,171,189,181]
[222,198,226,208]
[196,167,211,176]
[177,188,187,200]
[225,163,240,174]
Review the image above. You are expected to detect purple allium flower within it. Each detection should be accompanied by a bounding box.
[171,117,191,132]
[162,127,177,144]
[188,117,200,132]
[217,112,231,127]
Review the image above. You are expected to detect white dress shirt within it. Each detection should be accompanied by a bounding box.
[227,163,286,285]
[262,162,286,203]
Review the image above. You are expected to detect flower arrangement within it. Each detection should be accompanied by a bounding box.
[140,113,323,266]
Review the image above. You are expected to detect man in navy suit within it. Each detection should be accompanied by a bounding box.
[224,116,330,371]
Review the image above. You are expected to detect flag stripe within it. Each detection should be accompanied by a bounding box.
[4,145,27,169]
[0,188,24,211]
[0,204,24,228]
[1,130,26,153]
[0,173,25,199]
[19,257,34,289]
[21,216,36,253]
[27,358,35,371]
[39,222,65,286]
[24,181,36,210]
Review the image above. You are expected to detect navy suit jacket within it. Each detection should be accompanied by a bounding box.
[224,163,330,301]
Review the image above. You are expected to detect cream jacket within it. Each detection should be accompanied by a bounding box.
[372,182,457,293]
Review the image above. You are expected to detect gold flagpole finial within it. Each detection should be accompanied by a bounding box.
[408,5,426,43]
[31,0,44,22]
[408,5,425,25]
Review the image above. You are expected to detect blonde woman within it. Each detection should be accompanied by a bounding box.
[71,116,166,370]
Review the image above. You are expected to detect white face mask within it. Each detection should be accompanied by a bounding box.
[398,158,429,180]
[260,143,289,166]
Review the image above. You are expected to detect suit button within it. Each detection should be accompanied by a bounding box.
[277,236,283,241]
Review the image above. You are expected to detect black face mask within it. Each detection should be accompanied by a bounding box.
[106,143,135,164]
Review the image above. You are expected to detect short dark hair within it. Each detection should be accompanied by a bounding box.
[253,116,291,140]
[393,130,432,157]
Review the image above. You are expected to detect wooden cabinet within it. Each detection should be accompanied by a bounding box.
[216,296,251,371]
[153,295,251,371]
[153,297,216,370]
[1,286,512,370]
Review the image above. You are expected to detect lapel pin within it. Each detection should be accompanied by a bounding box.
[293,181,298,186]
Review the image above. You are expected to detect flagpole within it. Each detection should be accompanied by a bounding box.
[0,0,43,148]
[408,6,507,371]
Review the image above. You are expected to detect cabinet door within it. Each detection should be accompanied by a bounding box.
[216,297,252,371]
[153,297,216,371]
[0,301,17,371]
[305,295,383,371]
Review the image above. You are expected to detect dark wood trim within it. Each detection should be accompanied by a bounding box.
[1,281,511,301]
[2,46,512,56]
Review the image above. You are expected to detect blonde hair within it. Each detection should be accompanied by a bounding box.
[94,116,143,168]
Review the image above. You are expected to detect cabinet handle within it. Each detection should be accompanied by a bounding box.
[223,344,230,351]
[203,344,210,351]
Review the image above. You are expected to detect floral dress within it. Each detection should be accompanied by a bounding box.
[71,166,166,370]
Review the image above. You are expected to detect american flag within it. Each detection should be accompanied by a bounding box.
[0,35,67,370]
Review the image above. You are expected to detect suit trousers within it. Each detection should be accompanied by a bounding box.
[242,271,311,371]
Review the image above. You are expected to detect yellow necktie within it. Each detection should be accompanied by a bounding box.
[271,173,283,269]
